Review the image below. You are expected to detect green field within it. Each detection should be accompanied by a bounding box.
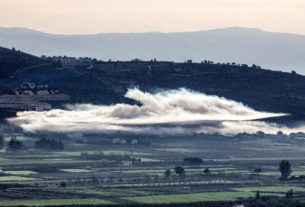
[3,170,38,175]
[234,186,305,193]
[124,191,259,204]
[0,198,112,206]
[61,168,94,173]
[0,176,39,182]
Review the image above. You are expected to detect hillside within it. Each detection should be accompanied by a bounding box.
[1,27,305,73]
[0,48,305,115]
[0,46,42,78]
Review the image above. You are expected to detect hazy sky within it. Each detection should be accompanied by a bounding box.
[1,0,305,34]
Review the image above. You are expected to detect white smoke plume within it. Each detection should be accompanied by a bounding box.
[8,88,292,135]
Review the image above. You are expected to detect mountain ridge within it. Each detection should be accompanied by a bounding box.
[1,27,305,73]
[1,26,303,36]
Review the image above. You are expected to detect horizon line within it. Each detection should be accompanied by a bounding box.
[1,26,305,37]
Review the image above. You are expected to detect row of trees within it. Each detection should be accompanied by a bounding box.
[0,136,23,150]
[0,137,64,151]
[80,151,141,164]
[163,160,292,180]
[164,167,211,177]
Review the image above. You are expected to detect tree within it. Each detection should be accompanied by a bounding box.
[254,168,262,174]
[286,189,293,198]
[203,168,211,175]
[174,166,185,176]
[91,176,99,186]
[255,190,261,199]
[279,160,292,180]
[165,169,171,177]
[0,135,4,150]
[60,181,66,188]
[8,137,23,150]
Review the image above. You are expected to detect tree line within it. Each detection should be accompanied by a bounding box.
[0,136,64,151]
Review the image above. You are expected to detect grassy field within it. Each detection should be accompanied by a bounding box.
[261,171,305,176]
[0,198,112,206]
[3,170,37,175]
[234,186,305,193]
[60,168,94,173]
[0,176,39,182]
[124,191,260,204]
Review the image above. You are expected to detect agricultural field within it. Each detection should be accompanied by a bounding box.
[1,132,305,206]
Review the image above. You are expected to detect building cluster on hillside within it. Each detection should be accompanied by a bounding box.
[0,82,70,112]
[14,82,59,96]
[112,137,138,145]
[28,102,52,111]
[0,100,52,112]
[234,131,305,144]
[41,55,95,67]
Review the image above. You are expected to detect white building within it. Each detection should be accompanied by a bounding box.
[29,103,52,111]
[112,137,127,144]
[131,139,138,145]
[36,90,50,95]
[23,90,34,95]
[121,160,132,166]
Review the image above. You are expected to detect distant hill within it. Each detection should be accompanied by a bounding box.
[1,27,305,73]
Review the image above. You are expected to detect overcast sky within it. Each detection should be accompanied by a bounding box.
[1,0,305,35]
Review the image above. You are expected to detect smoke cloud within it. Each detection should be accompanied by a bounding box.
[8,88,293,135]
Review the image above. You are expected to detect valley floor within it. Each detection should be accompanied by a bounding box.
[1,133,305,206]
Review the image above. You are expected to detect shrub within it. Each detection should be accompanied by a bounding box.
[35,138,64,150]
[183,157,203,165]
